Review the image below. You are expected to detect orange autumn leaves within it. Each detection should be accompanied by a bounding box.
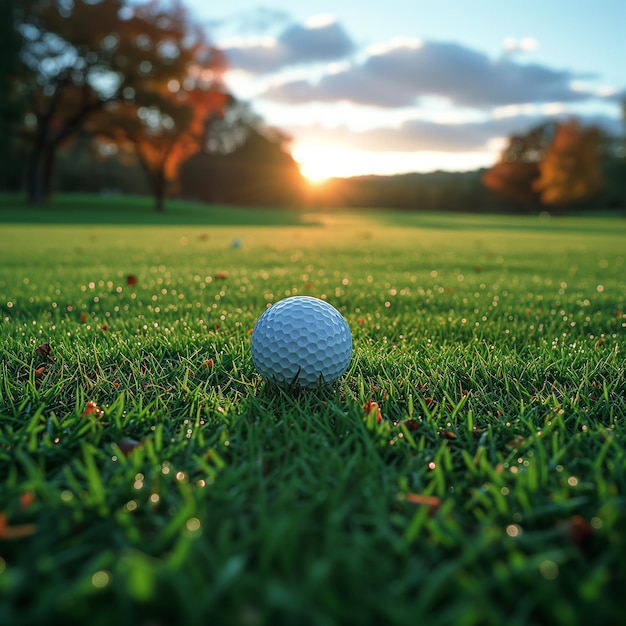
[0,492,36,540]
[404,493,442,516]
[33,341,55,387]
[483,119,603,208]
[361,392,599,551]
[533,120,603,206]
[30,344,143,454]
[362,393,440,512]
[81,400,105,419]
[363,397,383,423]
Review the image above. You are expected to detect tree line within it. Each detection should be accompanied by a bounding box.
[315,117,625,213]
[1,0,624,213]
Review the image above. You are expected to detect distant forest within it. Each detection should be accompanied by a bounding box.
[42,117,626,214]
[2,0,624,214]
[3,111,625,215]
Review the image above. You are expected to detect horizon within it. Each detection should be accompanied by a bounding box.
[188,0,626,181]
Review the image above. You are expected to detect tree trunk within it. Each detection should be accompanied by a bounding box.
[154,192,164,212]
[154,169,165,212]
[26,143,54,204]
[25,84,103,204]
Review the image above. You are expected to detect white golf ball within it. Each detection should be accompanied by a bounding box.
[251,296,352,388]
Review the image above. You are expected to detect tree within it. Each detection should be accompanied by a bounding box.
[94,79,228,211]
[16,0,213,204]
[179,101,304,206]
[598,101,626,210]
[482,123,555,211]
[54,131,150,195]
[0,0,26,189]
[534,119,603,207]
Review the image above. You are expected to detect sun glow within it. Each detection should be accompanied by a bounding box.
[294,146,344,183]
[293,143,500,181]
[300,162,332,183]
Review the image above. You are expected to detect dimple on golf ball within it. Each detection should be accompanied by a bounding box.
[251,296,352,388]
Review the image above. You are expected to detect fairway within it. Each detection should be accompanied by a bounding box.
[1,201,625,625]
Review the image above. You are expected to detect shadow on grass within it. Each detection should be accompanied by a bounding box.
[0,194,310,227]
[375,210,626,236]
[1,193,624,236]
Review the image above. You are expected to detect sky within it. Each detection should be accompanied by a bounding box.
[186,0,626,180]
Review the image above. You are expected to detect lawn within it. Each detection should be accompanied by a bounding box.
[1,196,625,625]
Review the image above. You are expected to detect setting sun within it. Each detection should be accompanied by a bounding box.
[294,145,392,182]
[294,146,340,183]
[293,143,499,182]
[300,164,331,184]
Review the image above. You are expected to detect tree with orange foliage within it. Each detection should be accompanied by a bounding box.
[94,73,229,210]
[481,123,554,211]
[533,119,603,207]
[17,0,222,204]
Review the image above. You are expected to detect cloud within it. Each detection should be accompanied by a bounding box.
[502,36,539,54]
[603,87,626,103]
[206,6,291,35]
[262,39,597,109]
[222,17,355,73]
[289,112,622,154]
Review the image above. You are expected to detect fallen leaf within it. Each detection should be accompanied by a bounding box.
[363,398,383,423]
[257,454,270,476]
[118,437,142,456]
[20,492,34,509]
[81,401,104,419]
[35,342,51,359]
[506,436,526,448]
[0,513,37,540]
[405,493,442,515]
[559,515,594,552]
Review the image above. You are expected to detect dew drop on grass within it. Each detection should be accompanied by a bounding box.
[539,560,559,580]
[92,571,111,588]
[506,524,521,537]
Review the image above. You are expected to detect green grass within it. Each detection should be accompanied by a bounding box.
[0,193,307,225]
[1,196,625,625]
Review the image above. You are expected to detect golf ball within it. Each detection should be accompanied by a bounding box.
[251,296,352,388]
